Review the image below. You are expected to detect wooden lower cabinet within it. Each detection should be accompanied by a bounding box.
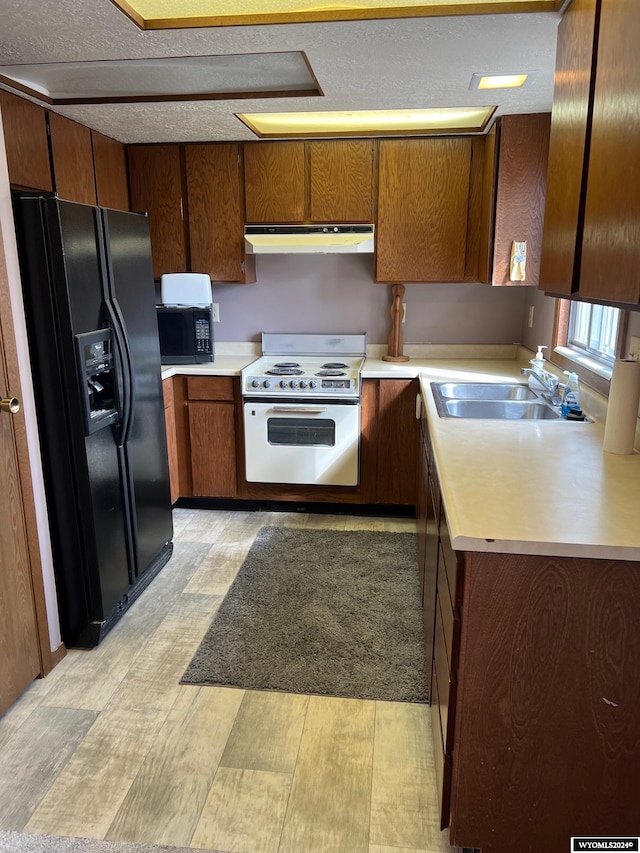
[162,377,179,505]
[186,376,238,498]
[418,412,640,852]
[360,378,419,505]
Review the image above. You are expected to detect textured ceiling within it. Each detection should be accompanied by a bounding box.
[0,0,562,143]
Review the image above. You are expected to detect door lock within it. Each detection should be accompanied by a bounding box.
[1,396,20,414]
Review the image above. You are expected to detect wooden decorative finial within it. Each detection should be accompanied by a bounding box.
[382,283,410,362]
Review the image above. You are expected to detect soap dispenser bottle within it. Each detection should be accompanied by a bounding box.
[532,345,547,370]
[561,372,581,417]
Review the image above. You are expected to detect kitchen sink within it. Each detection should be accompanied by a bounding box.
[435,382,538,401]
[431,381,592,422]
[441,399,561,420]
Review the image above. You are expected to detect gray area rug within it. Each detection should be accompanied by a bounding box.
[181,526,428,703]
[0,832,227,853]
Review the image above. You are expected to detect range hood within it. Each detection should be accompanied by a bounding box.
[244,224,374,254]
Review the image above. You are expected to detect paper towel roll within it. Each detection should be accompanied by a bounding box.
[603,358,640,455]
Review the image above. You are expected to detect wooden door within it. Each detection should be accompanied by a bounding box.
[186,143,254,283]
[579,0,640,304]
[376,139,472,282]
[188,402,237,497]
[92,131,129,211]
[491,113,551,287]
[128,144,187,279]
[244,141,305,223]
[0,227,45,714]
[539,0,599,297]
[48,112,97,205]
[309,140,374,222]
[0,91,52,191]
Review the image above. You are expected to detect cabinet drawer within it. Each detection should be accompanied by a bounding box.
[440,513,462,609]
[187,376,235,401]
[437,558,455,662]
[429,471,441,529]
[430,663,453,831]
[434,593,457,755]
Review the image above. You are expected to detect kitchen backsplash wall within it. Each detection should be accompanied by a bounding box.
[209,254,527,344]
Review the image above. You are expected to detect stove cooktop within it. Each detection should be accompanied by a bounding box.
[242,355,364,397]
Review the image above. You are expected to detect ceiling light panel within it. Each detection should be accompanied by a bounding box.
[470,71,535,90]
[113,0,563,29]
[0,52,320,104]
[236,107,496,138]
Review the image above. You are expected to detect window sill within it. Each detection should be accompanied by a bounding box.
[553,346,612,395]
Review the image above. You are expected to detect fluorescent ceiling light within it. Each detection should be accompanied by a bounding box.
[0,52,320,104]
[470,72,534,90]
[236,107,496,138]
[113,0,562,30]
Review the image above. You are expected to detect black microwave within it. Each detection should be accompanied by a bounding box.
[156,306,214,364]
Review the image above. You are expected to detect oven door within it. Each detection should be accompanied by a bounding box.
[243,400,360,486]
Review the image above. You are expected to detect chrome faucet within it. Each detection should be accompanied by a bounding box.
[520,364,564,406]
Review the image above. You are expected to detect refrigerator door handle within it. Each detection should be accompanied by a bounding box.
[111,296,136,446]
[105,298,131,447]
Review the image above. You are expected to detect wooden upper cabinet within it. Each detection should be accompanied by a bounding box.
[185,143,255,283]
[489,113,551,287]
[579,0,640,305]
[91,131,129,211]
[128,144,187,279]
[244,141,305,222]
[376,138,472,282]
[309,140,374,222]
[48,112,97,205]
[0,91,52,191]
[539,0,598,297]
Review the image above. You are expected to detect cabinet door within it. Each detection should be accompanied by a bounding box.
[186,144,255,283]
[244,141,305,222]
[188,401,237,497]
[48,112,97,205]
[539,0,598,297]
[579,0,640,304]
[376,138,472,282]
[162,378,179,505]
[491,114,551,287]
[309,140,374,222]
[375,379,419,505]
[92,131,129,211]
[128,144,187,279]
[0,91,52,191]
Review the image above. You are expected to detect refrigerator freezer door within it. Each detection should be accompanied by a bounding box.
[14,196,131,644]
[101,208,173,579]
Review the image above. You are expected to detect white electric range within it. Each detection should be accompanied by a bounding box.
[241,333,366,486]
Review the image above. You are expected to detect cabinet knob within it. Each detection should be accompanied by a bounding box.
[1,396,20,415]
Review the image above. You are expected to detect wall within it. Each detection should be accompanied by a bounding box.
[210,254,528,344]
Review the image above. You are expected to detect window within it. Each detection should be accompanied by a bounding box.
[567,302,620,363]
[552,298,628,396]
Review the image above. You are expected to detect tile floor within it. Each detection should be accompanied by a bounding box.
[0,508,455,853]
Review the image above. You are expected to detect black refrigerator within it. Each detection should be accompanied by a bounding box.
[13,194,173,648]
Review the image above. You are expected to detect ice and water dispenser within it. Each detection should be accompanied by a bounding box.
[75,329,119,435]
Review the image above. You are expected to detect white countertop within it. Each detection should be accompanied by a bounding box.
[416,359,640,561]
[161,355,258,380]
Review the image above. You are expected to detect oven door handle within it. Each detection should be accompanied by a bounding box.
[270,405,328,414]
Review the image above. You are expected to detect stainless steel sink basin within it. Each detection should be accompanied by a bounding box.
[435,382,537,401]
[442,399,561,420]
[431,381,592,422]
